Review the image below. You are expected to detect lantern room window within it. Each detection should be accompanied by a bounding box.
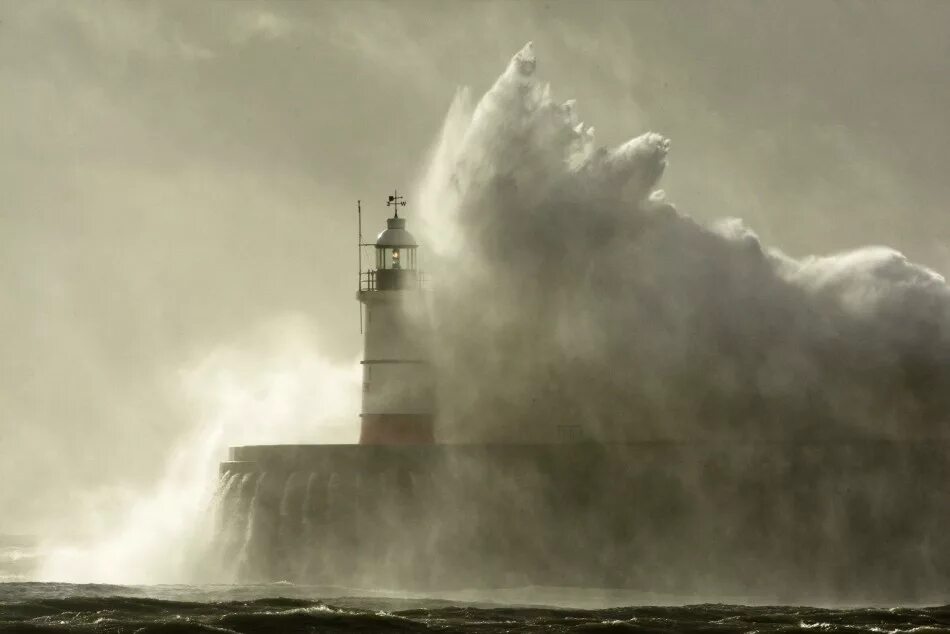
[377,246,416,270]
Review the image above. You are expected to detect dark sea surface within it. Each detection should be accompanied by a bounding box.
[1,583,948,633]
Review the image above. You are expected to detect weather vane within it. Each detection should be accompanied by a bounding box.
[387,189,406,218]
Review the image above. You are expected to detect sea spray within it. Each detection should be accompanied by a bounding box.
[35,319,359,584]
[417,43,950,443]
[195,470,240,580]
[211,471,240,537]
[216,471,254,576]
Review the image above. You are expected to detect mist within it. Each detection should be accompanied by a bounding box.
[2,0,949,587]
[419,44,950,443]
[37,316,358,583]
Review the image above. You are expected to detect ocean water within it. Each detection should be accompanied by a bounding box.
[1,583,948,633]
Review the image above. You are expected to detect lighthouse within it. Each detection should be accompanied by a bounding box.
[356,192,434,444]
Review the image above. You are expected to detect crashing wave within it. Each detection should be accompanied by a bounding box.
[418,43,950,442]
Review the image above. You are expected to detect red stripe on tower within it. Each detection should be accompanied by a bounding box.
[359,414,435,445]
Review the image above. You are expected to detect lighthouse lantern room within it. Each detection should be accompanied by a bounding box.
[356,191,434,445]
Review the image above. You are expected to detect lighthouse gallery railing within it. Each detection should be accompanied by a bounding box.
[359,270,429,292]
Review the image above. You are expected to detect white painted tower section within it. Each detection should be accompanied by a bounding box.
[359,291,432,415]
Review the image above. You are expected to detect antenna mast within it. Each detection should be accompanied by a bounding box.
[357,199,363,334]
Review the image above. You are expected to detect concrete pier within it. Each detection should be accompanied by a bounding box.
[217,441,950,603]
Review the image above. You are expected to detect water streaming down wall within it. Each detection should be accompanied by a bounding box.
[211,443,950,602]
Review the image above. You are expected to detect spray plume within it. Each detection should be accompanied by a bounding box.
[37,317,358,584]
[419,43,950,443]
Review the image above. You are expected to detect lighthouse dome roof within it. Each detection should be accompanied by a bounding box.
[375,216,418,247]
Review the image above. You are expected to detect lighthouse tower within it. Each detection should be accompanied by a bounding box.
[357,192,434,444]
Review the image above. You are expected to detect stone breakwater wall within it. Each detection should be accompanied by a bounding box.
[216,442,950,603]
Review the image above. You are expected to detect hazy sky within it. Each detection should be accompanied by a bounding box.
[1,0,948,533]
